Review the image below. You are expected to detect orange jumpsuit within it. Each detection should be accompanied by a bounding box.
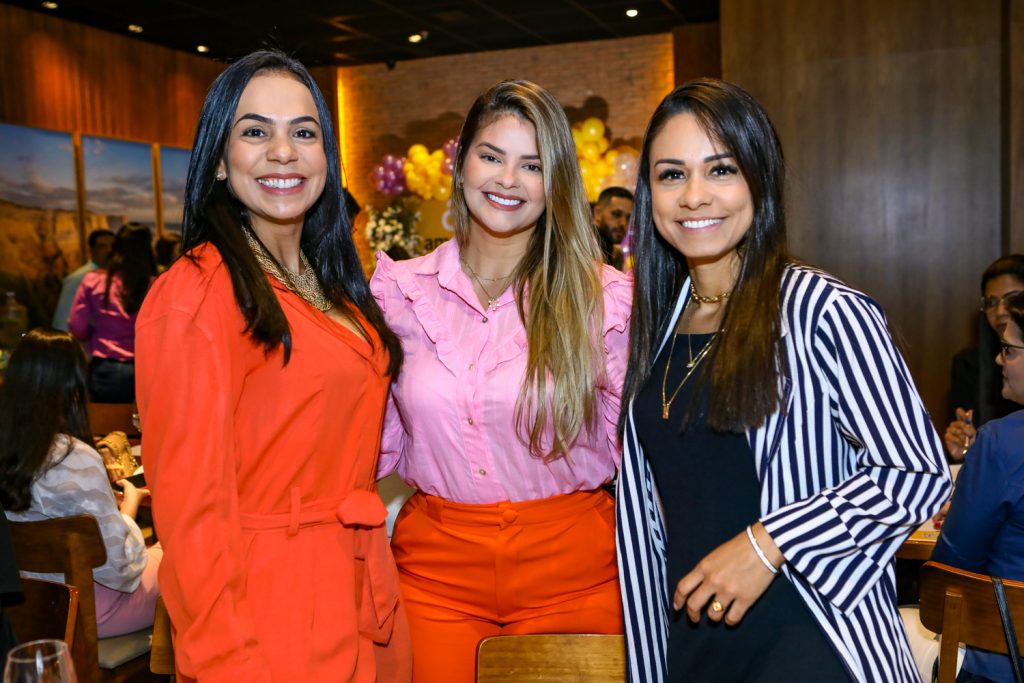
[135,243,410,683]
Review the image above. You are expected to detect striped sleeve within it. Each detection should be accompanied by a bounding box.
[761,288,951,613]
[616,408,669,683]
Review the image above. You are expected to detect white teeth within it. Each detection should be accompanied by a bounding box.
[681,218,720,229]
[486,193,523,207]
[258,177,303,189]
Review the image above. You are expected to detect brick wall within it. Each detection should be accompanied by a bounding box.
[338,33,674,265]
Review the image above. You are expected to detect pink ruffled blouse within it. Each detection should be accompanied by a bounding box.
[370,239,632,504]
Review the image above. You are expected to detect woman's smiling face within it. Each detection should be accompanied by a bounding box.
[648,112,753,266]
[219,72,327,231]
[461,114,546,239]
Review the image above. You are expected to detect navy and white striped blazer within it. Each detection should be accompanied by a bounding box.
[616,265,951,683]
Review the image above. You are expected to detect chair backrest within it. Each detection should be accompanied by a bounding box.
[919,561,1024,683]
[8,515,107,683]
[150,596,175,675]
[6,577,79,646]
[476,634,625,683]
[87,402,139,439]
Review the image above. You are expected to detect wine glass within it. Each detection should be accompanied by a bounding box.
[3,640,77,683]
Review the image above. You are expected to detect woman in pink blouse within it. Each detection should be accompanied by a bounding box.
[370,80,631,683]
[69,223,157,403]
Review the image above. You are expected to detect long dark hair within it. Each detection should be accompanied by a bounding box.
[623,78,790,433]
[182,49,401,374]
[0,329,93,512]
[104,223,157,314]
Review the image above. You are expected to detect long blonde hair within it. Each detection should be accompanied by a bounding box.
[450,80,605,461]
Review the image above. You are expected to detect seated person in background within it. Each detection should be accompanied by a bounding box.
[593,186,633,271]
[154,233,182,273]
[51,229,115,331]
[68,223,157,403]
[932,291,1024,682]
[944,254,1024,460]
[0,329,161,638]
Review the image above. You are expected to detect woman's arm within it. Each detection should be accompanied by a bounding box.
[932,422,1017,572]
[67,275,95,341]
[35,440,147,593]
[135,281,272,683]
[760,289,951,613]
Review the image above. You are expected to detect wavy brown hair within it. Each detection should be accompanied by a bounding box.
[449,80,605,460]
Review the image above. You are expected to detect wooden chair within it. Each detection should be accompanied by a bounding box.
[149,596,174,676]
[8,515,153,683]
[919,561,1024,683]
[6,577,79,646]
[476,634,626,683]
[87,402,139,439]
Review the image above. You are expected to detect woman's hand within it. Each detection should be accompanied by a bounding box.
[673,521,783,626]
[943,408,975,461]
[117,480,149,520]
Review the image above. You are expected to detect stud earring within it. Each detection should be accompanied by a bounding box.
[216,171,226,181]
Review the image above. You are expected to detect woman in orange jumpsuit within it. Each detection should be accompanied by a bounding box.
[135,50,409,683]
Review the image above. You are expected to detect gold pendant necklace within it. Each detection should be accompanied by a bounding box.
[461,256,513,311]
[661,317,719,420]
[244,229,332,312]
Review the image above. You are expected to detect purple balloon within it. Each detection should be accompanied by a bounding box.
[371,165,386,181]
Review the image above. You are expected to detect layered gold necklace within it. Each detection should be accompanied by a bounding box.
[660,327,719,420]
[244,228,332,312]
[660,282,732,420]
[461,255,514,311]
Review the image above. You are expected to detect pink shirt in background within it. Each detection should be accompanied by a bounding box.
[370,239,632,504]
[68,270,139,362]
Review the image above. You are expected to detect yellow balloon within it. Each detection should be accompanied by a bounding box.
[579,161,593,180]
[595,159,612,178]
[581,117,605,142]
[571,127,584,149]
[581,141,601,162]
[408,143,429,160]
[597,137,609,154]
[436,183,451,200]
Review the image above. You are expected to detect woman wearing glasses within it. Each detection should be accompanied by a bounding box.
[932,291,1024,682]
[944,255,1024,460]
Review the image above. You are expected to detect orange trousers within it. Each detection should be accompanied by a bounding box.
[390,489,624,683]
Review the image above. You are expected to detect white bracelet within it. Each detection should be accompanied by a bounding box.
[746,525,779,575]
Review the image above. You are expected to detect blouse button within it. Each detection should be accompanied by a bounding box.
[467,418,474,426]
[482,316,489,323]
[468,363,475,371]
[479,468,487,476]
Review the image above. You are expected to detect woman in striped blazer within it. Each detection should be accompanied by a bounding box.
[616,78,951,682]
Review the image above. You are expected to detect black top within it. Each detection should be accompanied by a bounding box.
[634,332,850,683]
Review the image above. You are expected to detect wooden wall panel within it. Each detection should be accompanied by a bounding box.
[673,22,722,84]
[721,0,1003,422]
[1010,0,1024,254]
[0,4,223,147]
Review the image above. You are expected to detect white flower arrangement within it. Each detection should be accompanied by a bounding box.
[365,198,423,256]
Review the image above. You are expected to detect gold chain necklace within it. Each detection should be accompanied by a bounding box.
[690,281,732,305]
[244,229,332,312]
[661,328,719,420]
[461,256,513,311]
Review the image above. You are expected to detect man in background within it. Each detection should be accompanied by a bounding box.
[593,187,633,271]
[51,228,115,330]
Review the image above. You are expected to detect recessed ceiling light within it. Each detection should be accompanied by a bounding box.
[196,45,210,53]
[41,1,58,9]
[128,24,143,33]
[408,31,428,43]
[626,8,639,18]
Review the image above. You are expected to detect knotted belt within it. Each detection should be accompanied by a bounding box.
[239,487,399,644]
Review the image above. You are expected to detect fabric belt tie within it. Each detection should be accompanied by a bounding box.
[239,488,399,644]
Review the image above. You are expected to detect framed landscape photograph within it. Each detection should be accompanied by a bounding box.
[81,135,156,234]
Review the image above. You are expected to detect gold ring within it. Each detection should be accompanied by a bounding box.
[710,600,724,613]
